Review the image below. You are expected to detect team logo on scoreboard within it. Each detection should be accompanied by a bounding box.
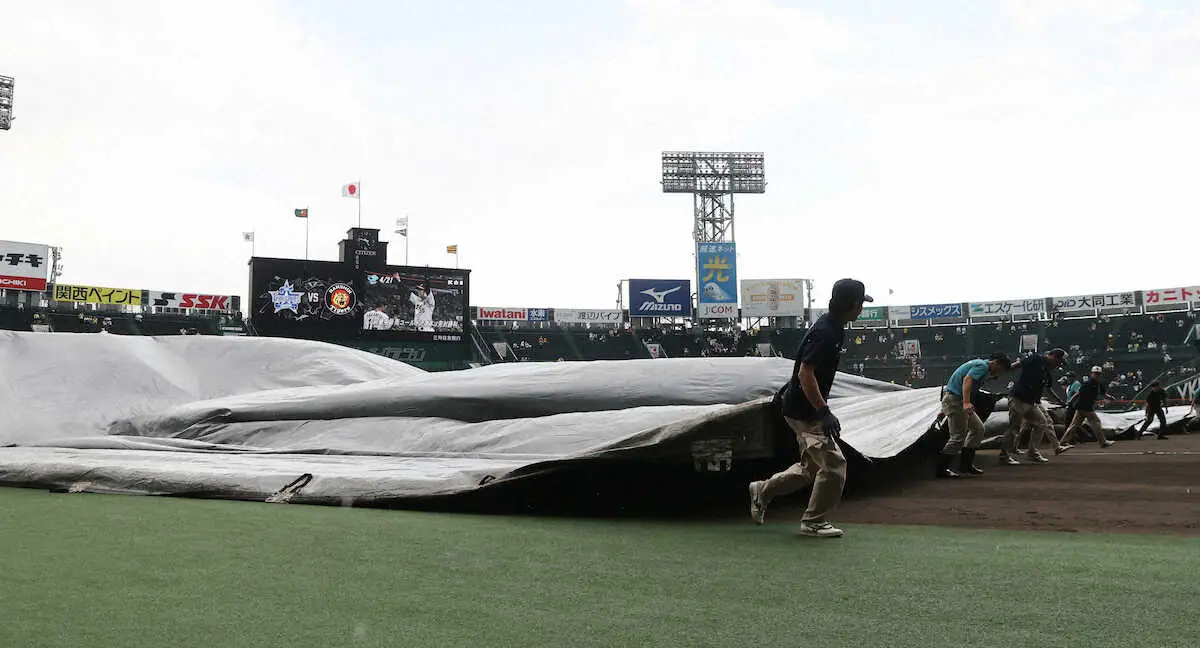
[324,282,356,316]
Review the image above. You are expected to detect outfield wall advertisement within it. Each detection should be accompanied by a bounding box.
[739,279,805,317]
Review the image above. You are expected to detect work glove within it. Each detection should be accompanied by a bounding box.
[819,407,842,439]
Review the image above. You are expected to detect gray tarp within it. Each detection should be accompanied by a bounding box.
[0,331,945,502]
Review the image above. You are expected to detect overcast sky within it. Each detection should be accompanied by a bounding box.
[2,0,1197,311]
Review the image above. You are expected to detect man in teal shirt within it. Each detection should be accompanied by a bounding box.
[938,352,1015,478]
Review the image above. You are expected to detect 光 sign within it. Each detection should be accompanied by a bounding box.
[696,241,737,318]
[628,279,691,316]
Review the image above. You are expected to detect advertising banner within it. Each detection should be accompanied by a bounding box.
[553,309,624,324]
[628,279,692,317]
[51,283,142,305]
[909,303,964,320]
[476,307,529,321]
[360,267,469,340]
[696,242,737,318]
[150,291,234,311]
[739,279,805,317]
[0,240,51,291]
[968,298,1046,317]
[1051,292,1136,313]
[526,308,551,323]
[858,306,889,322]
[887,305,910,321]
[1142,286,1200,306]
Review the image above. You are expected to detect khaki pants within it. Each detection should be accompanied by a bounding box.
[940,392,984,454]
[759,417,846,523]
[1062,410,1107,445]
[1006,398,1058,456]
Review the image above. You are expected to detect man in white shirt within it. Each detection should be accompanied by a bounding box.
[410,283,435,332]
[363,306,393,330]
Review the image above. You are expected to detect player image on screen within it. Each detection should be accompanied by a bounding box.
[409,283,436,332]
[361,269,466,336]
[363,305,393,330]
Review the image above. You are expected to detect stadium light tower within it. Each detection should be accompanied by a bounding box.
[661,151,765,243]
[0,75,13,131]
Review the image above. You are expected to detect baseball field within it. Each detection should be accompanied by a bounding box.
[2,434,1197,647]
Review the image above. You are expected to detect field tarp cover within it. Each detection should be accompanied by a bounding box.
[1,331,963,503]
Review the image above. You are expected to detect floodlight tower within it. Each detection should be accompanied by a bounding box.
[0,75,13,131]
[661,151,765,243]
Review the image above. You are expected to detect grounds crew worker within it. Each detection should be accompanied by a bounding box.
[1136,381,1170,440]
[937,352,1014,478]
[748,278,871,538]
[1061,366,1116,448]
[1004,348,1071,464]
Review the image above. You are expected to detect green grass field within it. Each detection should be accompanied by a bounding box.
[1,486,1196,648]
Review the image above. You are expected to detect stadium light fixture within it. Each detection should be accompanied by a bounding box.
[0,75,13,131]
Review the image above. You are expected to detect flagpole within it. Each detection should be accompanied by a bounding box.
[251,231,255,257]
[357,178,362,228]
[405,213,409,265]
[305,207,310,261]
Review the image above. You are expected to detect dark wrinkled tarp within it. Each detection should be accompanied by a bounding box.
[0,331,945,503]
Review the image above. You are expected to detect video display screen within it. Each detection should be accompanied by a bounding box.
[360,268,469,342]
[249,257,469,343]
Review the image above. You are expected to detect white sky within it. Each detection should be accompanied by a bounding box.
[2,0,1197,311]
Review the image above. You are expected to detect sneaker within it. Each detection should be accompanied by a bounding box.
[1100,441,1116,448]
[1026,452,1049,464]
[748,481,767,526]
[798,520,844,538]
[1055,444,1074,455]
[998,454,1020,466]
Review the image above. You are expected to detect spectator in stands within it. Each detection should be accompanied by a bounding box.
[748,278,872,539]
[1136,381,1170,440]
[1062,366,1116,448]
[1003,348,1071,465]
[936,352,1015,478]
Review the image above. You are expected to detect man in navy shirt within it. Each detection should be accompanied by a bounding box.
[748,278,871,538]
[1004,348,1070,464]
[937,352,1015,478]
[1062,366,1116,448]
[1136,381,1170,440]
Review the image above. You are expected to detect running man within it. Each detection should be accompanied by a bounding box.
[937,353,1014,477]
[1136,381,1169,440]
[748,278,872,538]
[1061,366,1116,448]
[1004,348,1071,464]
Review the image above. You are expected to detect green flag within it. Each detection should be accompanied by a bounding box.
[295,208,308,218]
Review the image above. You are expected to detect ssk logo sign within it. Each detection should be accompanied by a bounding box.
[151,292,232,310]
[477,307,528,321]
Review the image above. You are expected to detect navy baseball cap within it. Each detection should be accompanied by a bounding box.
[831,278,873,303]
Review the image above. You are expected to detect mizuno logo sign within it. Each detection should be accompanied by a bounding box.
[640,285,681,303]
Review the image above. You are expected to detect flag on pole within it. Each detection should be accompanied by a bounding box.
[446,244,457,254]
[294,208,308,218]
[395,217,408,236]
[341,182,359,198]
[242,232,254,242]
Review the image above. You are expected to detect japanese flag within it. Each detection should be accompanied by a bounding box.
[342,183,359,198]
